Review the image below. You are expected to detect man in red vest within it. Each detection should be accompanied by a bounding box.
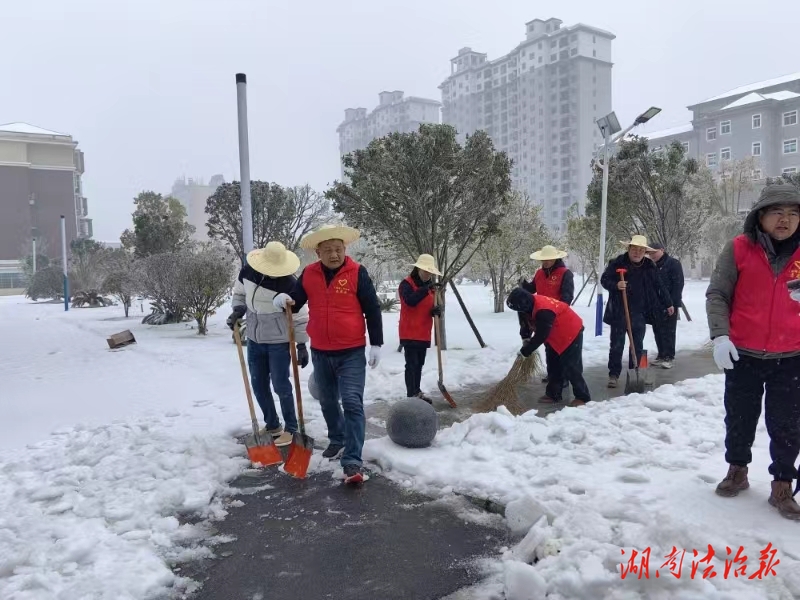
[273,224,383,485]
[398,254,443,403]
[506,287,591,407]
[707,183,800,519]
[518,245,575,398]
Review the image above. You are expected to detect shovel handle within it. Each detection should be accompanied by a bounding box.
[616,269,638,368]
[433,288,445,381]
[284,303,306,434]
[233,320,263,441]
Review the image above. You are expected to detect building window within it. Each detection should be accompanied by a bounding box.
[682,142,690,153]
[706,153,718,167]
[752,114,761,129]
[752,142,762,156]
[785,139,798,154]
[753,169,762,180]
[784,111,798,126]
[783,167,798,175]
[707,127,717,141]
[720,147,731,161]
[720,120,731,135]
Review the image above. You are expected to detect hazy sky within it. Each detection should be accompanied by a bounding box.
[2,0,797,241]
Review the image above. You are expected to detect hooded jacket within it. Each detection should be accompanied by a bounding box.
[600,252,672,327]
[706,183,800,358]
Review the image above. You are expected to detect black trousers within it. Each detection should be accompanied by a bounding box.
[401,342,428,397]
[545,330,591,403]
[608,313,646,378]
[724,354,800,482]
[653,313,678,360]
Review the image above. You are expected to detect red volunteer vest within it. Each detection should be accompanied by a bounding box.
[531,294,583,355]
[533,266,567,300]
[398,277,435,342]
[729,235,800,354]
[301,257,366,351]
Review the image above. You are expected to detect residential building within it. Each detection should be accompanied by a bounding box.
[0,122,89,288]
[439,17,615,232]
[336,91,441,176]
[169,174,225,241]
[641,72,800,182]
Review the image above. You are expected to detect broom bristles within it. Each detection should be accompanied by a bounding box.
[476,352,544,416]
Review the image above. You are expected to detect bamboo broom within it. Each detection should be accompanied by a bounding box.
[476,351,544,416]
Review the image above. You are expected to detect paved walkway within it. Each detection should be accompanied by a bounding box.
[182,347,718,600]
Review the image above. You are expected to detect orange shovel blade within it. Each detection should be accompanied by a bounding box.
[247,442,283,467]
[284,432,314,479]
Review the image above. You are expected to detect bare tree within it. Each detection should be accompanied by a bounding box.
[137,254,188,324]
[474,192,551,312]
[101,249,138,317]
[175,245,237,335]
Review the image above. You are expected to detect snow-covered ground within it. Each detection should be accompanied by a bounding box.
[0,279,735,599]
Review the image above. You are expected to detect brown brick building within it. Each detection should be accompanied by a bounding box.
[0,123,90,288]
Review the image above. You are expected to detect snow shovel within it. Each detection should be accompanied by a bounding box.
[233,321,283,467]
[283,304,314,479]
[616,269,646,394]
[433,289,457,408]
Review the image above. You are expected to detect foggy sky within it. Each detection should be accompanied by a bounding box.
[2,0,797,241]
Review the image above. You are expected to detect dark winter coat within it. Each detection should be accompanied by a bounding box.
[654,253,684,309]
[601,253,672,327]
[706,183,800,359]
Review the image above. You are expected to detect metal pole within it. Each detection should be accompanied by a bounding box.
[60,215,69,311]
[595,129,610,336]
[32,238,36,275]
[235,73,254,257]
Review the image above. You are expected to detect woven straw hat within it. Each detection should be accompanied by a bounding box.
[620,234,654,251]
[530,245,568,261]
[246,241,300,277]
[299,224,360,250]
[411,254,442,276]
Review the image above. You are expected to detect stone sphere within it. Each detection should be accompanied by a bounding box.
[386,397,438,448]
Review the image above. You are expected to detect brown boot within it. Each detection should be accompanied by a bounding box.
[768,480,800,520]
[715,465,749,497]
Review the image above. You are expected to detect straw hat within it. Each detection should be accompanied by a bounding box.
[620,234,654,251]
[411,254,442,276]
[530,245,568,261]
[299,224,360,250]
[246,241,300,277]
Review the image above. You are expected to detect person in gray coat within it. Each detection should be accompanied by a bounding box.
[227,241,310,447]
[706,183,800,520]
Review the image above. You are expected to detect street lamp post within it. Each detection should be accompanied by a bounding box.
[594,106,662,336]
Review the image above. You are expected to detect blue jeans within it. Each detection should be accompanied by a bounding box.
[311,348,366,467]
[246,340,298,434]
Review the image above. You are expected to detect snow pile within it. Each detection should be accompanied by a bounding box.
[0,417,247,599]
[365,376,800,599]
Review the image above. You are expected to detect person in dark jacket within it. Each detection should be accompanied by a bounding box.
[601,235,673,388]
[398,254,443,404]
[273,224,383,485]
[519,245,575,395]
[507,288,591,407]
[706,183,800,520]
[646,242,684,369]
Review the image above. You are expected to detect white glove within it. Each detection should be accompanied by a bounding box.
[368,346,381,369]
[712,335,739,371]
[273,293,292,310]
[791,288,800,303]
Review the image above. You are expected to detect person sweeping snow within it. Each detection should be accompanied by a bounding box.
[273,224,383,484]
[397,254,443,404]
[227,241,310,447]
[706,183,800,519]
[506,288,591,407]
[518,245,574,399]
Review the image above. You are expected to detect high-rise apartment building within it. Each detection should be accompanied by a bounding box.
[0,122,89,287]
[336,91,441,176]
[440,17,614,232]
[641,72,800,184]
[169,174,225,242]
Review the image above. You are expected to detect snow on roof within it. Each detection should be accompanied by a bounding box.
[698,72,800,104]
[634,123,694,141]
[721,90,800,110]
[0,122,68,136]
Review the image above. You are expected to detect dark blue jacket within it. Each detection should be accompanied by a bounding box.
[600,253,671,327]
